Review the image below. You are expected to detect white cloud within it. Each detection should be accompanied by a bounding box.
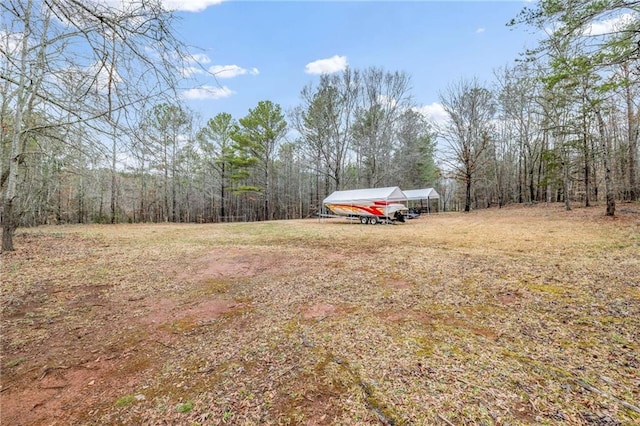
[475,27,486,34]
[182,85,234,100]
[161,0,225,12]
[305,55,348,75]
[181,66,205,77]
[187,53,211,64]
[209,64,260,78]
[414,102,448,126]
[378,95,398,109]
[82,61,122,93]
[582,12,637,36]
[0,30,23,55]
[181,53,212,76]
[94,0,224,13]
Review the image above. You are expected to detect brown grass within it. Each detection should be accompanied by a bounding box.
[1,203,639,425]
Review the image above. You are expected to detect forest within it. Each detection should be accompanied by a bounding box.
[2,0,639,251]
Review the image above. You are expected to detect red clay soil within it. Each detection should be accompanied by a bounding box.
[1,247,271,426]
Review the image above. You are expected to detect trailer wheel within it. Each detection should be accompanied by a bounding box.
[360,216,368,224]
[368,217,378,225]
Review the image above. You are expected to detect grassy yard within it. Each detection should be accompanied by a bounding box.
[1,204,639,425]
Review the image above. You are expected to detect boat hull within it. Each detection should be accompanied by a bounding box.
[325,202,408,219]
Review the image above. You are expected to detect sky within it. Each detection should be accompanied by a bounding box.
[167,1,543,125]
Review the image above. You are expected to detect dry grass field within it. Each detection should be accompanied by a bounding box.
[1,203,639,425]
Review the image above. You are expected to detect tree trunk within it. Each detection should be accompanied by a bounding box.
[528,153,535,203]
[593,106,615,216]
[171,139,177,222]
[108,36,118,224]
[220,163,226,219]
[264,164,270,221]
[518,154,523,203]
[583,129,590,207]
[1,198,16,252]
[590,136,598,202]
[140,170,146,222]
[163,143,169,222]
[111,152,117,223]
[2,0,32,251]
[562,155,571,211]
[465,172,472,212]
[625,66,638,200]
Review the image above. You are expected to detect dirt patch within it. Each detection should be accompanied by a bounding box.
[510,400,538,423]
[301,303,337,320]
[178,298,247,320]
[0,239,259,426]
[496,291,521,305]
[2,279,69,319]
[1,347,149,426]
[300,303,357,321]
[383,278,412,289]
[140,296,245,324]
[182,247,297,282]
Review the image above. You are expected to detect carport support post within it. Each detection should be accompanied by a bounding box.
[385,195,388,225]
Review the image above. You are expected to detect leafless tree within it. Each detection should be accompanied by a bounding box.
[1,0,188,250]
[352,68,412,187]
[293,69,360,200]
[438,78,496,212]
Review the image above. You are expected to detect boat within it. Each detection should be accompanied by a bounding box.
[322,187,409,224]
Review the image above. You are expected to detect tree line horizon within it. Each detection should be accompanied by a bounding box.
[2,0,638,251]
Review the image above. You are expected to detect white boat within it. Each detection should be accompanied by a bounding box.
[322,187,408,224]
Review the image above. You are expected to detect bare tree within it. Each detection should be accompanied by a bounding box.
[619,63,639,201]
[145,103,190,222]
[352,68,413,187]
[293,69,360,199]
[438,78,496,212]
[494,64,545,204]
[511,0,639,215]
[1,0,188,251]
[2,0,48,250]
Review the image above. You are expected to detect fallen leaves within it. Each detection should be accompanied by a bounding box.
[1,204,639,425]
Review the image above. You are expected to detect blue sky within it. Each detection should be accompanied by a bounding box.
[170,1,542,125]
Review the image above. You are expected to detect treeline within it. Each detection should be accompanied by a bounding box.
[2,0,639,251]
[5,64,638,225]
[4,65,440,227]
[437,62,638,213]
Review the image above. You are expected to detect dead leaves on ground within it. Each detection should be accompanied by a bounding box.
[1,204,639,425]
